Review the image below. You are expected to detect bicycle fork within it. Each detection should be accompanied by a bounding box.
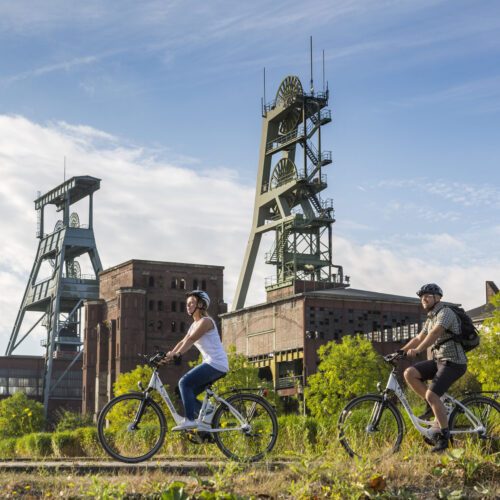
[366,399,385,433]
[128,395,149,431]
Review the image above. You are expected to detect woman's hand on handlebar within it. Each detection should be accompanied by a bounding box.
[158,351,182,365]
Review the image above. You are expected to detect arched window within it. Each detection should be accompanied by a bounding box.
[171,321,176,333]
[180,278,186,290]
[148,276,155,287]
[171,278,177,289]
[157,300,163,311]
[193,279,198,290]
[201,279,207,291]
[148,300,154,311]
[171,301,177,312]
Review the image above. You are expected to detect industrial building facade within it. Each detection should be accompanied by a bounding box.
[82,259,226,416]
[222,281,427,396]
[0,355,82,414]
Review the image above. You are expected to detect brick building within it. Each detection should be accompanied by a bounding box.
[0,355,82,415]
[222,281,427,397]
[82,259,226,416]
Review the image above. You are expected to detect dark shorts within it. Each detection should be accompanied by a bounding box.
[414,359,467,397]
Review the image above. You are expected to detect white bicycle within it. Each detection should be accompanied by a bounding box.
[338,352,499,458]
[97,351,278,463]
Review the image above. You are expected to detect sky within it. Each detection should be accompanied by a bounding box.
[1,0,499,355]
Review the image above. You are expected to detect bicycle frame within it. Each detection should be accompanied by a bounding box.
[145,369,250,433]
[382,370,486,439]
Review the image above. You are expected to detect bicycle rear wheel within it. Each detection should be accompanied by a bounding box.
[338,394,404,459]
[212,393,278,462]
[97,392,166,463]
[449,396,499,453]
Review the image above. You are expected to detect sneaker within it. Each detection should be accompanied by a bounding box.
[171,418,197,431]
[431,430,450,453]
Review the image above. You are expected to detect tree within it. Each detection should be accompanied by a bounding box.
[305,335,390,420]
[113,364,155,397]
[467,292,500,392]
[190,346,281,410]
[0,392,45,438]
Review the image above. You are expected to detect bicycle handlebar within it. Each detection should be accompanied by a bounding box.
[137,351,182,368]
[383,351,407,363]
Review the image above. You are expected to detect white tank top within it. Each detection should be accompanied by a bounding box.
[189,317,229,373]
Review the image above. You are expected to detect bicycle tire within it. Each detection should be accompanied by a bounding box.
[97,392,167,463]
[449,395,499,453]
[212,393,278,462]
[338,394,404,459]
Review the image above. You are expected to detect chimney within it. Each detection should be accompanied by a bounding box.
[486,281,499,303]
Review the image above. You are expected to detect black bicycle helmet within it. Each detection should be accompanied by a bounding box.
[416,283,443,297]
[185,290,210,309]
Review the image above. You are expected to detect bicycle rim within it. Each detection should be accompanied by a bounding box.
[338,394,404,459]
[97,393,166,463]
[213,394,278,462]
[449,396,499,453]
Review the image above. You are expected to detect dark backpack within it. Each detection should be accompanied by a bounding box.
[445,305,480,352]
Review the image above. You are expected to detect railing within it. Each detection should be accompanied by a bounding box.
[276,375,302,389]
[61,273,97,281]
[262,90,329,114]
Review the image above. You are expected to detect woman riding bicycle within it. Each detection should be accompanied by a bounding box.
[160,290,229,431]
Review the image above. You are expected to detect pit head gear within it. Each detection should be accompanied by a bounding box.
[416,283,443,297]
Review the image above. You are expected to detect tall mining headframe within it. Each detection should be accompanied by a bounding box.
[6,176,103,416]
[233,75,348,310]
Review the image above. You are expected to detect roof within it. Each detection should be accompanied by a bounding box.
[223,286,434,318]
[466,303,494,322]
[305,287,424,305]
[100,259,224,276]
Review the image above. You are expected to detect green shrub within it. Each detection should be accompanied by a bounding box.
[0,437,18,458]
[75,427,105,457]
[55,409,94,432]
[306,335,390,421]
[52,430,84,457]
[15,432,53,458]
[0,392,45,438]
[275,415,321,454]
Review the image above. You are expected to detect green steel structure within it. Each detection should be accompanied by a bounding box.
[233,76,347,310]
[6,176,102,416]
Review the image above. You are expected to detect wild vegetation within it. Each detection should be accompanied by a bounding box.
[0,294,498,497]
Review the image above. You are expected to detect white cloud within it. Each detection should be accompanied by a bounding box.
[0,115,498,356]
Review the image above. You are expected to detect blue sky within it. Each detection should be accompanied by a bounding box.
[1,0,499,354]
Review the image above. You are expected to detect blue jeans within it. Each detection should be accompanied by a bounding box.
[178,363,226,420]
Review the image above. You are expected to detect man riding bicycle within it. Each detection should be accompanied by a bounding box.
[401,283,467,452]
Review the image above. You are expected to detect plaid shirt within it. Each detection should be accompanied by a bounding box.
[422,302,467,364]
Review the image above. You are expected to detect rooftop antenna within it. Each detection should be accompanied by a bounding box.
[322,50,325,92]
[262,67,267,116]
[309,36,314,94]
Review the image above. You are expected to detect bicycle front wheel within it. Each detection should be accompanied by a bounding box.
[212,393,278,462]
[449,396,499,453]
[338,394,404,459]
[97,392,166,463]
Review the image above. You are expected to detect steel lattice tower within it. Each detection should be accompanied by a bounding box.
[233,75,348,310]
[6,176,102,416]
